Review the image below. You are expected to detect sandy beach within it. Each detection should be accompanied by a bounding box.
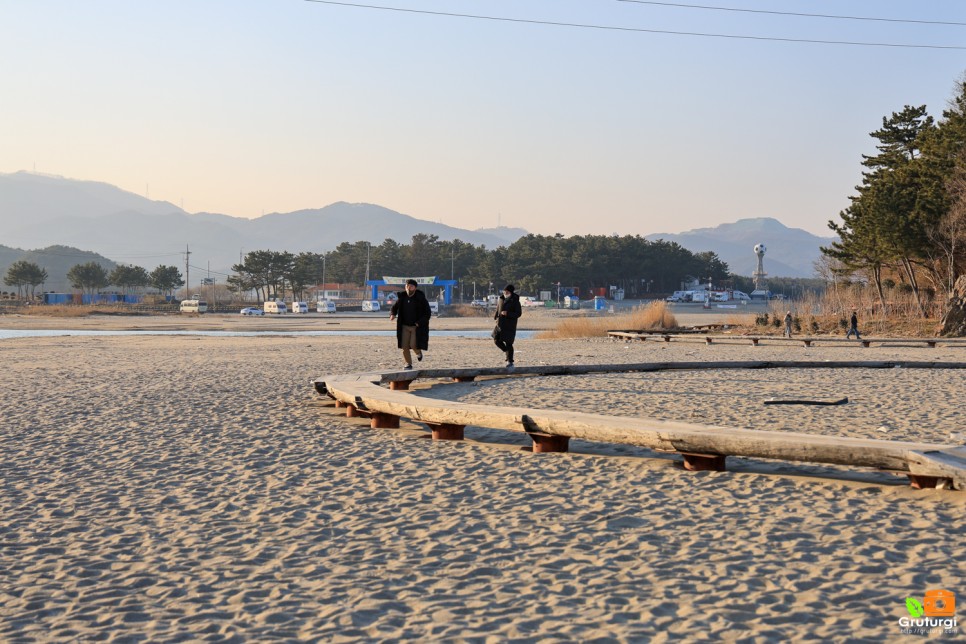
[1,313,963,641]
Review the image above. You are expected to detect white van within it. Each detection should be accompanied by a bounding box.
[180,299,208,313]
[317,300,336,313]
[264,300,288,314]
[428,301,439,315]
[291,301,309,314]
[362,300,381,312]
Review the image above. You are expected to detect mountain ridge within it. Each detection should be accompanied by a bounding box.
[1,173,832,284]
[647,217,835,278]
[0,173,527,275]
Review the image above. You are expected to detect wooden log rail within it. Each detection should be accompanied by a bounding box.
[607,331,966,349]
[313,361,966,491]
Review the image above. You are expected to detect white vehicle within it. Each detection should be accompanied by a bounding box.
[428,301,439,315]
[317,300,336,313]
[666,291,689,303]
[519,296,542,308]
[690,291,708,303]
[362,300,381,312]
[180,299,208,313]
[264,300,288,314]
[291,301,309,314]
[732,290,751,301]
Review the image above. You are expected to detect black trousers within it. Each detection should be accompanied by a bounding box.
[494,335,514,363]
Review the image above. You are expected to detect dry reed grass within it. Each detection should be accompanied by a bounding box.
[16,305,92,318]
[722,288,946,337]
[13,304,157,318]
[537,301,678,339]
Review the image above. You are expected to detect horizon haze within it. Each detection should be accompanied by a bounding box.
[2,1,964,238]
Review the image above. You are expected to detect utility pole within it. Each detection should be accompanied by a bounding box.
[184,244,191,299]
[364,243,371,295]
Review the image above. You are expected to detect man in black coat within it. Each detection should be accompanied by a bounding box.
[846,310,861,340]
[493,284,522,368]
[389,279,432,369]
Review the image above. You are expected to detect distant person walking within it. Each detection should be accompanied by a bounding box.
[389,279,432,370]
[783,311,793,338]
[846,310,861,340]
[493,284,522,368]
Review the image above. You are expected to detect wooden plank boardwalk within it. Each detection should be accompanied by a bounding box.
[313,361,966,491]
[607,330,966,349]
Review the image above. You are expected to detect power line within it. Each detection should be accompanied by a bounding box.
[616,0,966,27]
[303,0,966,50]
[188,264,233,278]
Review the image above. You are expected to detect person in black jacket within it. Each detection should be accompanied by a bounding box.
[389,279,432,369]
[493,284,522,368]
[846,310,861,340]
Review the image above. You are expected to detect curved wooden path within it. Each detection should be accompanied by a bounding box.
[313,361,966,491]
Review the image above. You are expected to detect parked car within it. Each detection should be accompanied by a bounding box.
[428,301,439,315]
[362,300,381,312]
[240,307,264,316]
[291,301,309,314]
[317,300,336,313]
[470,299,488,307]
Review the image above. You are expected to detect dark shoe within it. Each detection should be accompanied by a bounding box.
[416,353,423,362]
[506,362,514,370]
[403,364,413,370]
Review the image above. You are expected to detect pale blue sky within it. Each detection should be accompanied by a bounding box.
[2,1,964,237]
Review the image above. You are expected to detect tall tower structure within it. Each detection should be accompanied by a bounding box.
[752,244,768,292]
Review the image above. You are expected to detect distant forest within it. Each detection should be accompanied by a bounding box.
[228,233,735,301]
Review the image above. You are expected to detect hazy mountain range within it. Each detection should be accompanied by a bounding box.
[0,172,526,274]
[1,172,832,292]
[647,218,835,279]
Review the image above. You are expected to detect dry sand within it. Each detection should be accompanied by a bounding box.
[1,313,963,641]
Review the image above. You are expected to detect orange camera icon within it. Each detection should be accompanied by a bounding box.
[923,589,956,617]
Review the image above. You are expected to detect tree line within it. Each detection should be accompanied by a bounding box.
[823,76,966,317]
[3,260,184,298]
[228,234,731,301]
[5,234,729,303]
[5,234,728,303]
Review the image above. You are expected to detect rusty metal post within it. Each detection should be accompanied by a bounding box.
[907,474,944,489]
[426,423,464,440]
[530,434,570,453]
[681,453,727,472]
[371,412,400,429]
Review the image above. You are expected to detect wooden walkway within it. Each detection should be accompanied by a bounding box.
[313,361,966,491]
[607,330,966,349]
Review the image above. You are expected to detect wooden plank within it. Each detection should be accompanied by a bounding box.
[906,447,966,489]
[314,362,966,488]
[604,332,966,348]
[764,397,849,406]
[321,384,960,483]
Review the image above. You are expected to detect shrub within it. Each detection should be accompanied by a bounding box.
[537,301,677,339]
